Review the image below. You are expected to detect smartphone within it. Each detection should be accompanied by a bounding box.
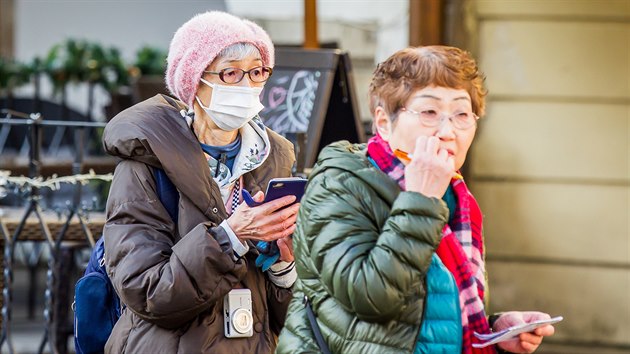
[242,177,307,207]
[473,316,563,348]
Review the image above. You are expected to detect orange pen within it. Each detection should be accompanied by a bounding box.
[393,149,463,179]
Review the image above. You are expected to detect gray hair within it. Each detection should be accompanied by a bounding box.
[217,42,262,62]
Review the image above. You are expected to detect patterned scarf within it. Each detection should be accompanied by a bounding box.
[187,109,271,206]
[367,133,495,354]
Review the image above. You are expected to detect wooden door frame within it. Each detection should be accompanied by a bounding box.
[304,0,319,49]
[409,0,444,46]
[0,0,14,58]
[409,0,477,53]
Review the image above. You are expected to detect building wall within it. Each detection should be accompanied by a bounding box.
[470,0,629,351]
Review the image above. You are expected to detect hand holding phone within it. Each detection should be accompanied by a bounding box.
[238,177,306,269]
[242,177,307,208]
[473,316,562,348]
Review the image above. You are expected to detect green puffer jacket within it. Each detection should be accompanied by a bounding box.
[276,141,450,354]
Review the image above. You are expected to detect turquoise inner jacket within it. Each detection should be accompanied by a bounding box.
[415,254,462,353]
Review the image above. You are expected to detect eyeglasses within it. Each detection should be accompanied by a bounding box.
[399,107,479,130]
[204,66,273,84]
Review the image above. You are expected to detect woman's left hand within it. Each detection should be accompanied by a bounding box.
[493,311,556,353]
[277,236,294,262]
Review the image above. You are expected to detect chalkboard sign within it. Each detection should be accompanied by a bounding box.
[260,48,365,170]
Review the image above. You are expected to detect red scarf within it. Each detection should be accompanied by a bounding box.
[367,134,496,354]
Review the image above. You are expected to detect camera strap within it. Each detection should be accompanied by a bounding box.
[303,295,331,354]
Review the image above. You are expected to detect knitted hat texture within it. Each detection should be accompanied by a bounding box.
[166,11,274,107]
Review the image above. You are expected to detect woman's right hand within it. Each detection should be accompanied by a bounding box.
[227,191,300,242]
[404,136,454,198]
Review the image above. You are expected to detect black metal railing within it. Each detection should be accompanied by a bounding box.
[0,112,108,354]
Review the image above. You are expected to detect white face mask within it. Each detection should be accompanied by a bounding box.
[195,78,264,131]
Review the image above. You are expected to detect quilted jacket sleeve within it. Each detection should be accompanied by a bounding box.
[298,168,448,322]
[103,160,247,329]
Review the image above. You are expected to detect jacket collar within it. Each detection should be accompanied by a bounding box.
[310,140,401,206]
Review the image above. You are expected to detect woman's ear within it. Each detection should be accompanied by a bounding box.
[374,106,393,141]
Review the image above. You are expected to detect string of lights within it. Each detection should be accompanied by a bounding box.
[0,169,113,197]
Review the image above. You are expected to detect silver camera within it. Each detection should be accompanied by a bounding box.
[223,289,253,338]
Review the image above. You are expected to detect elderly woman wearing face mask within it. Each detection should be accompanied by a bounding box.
[277,46,556,354]
[101,11,298,353]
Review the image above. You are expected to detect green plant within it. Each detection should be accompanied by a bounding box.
[131,46,167,77]
[42,39,131,94]
[0,57,32,93]
[42,39,82,91]
[102,47,130,92]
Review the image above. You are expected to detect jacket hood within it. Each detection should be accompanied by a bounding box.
[103,94,194,167]
[103,94,221,217]
[310,140,401,205]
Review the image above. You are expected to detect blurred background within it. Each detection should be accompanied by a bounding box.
[0,0,628,353]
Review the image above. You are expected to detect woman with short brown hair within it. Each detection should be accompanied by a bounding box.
[277,46,555,354]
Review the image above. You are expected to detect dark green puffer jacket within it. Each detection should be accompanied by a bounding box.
[276,141,449,354]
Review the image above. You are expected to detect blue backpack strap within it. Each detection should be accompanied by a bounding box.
[154,168,179,224]
[84,236,107,275]
[74,237,121,354]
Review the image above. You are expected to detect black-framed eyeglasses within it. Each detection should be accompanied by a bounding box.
[400,107,479,130]
[204,66,273,84]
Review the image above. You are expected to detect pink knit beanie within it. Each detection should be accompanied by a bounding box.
[166,11,275,107]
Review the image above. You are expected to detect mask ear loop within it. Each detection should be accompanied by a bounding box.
[195,96,210,110]
[200,77,215,88]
